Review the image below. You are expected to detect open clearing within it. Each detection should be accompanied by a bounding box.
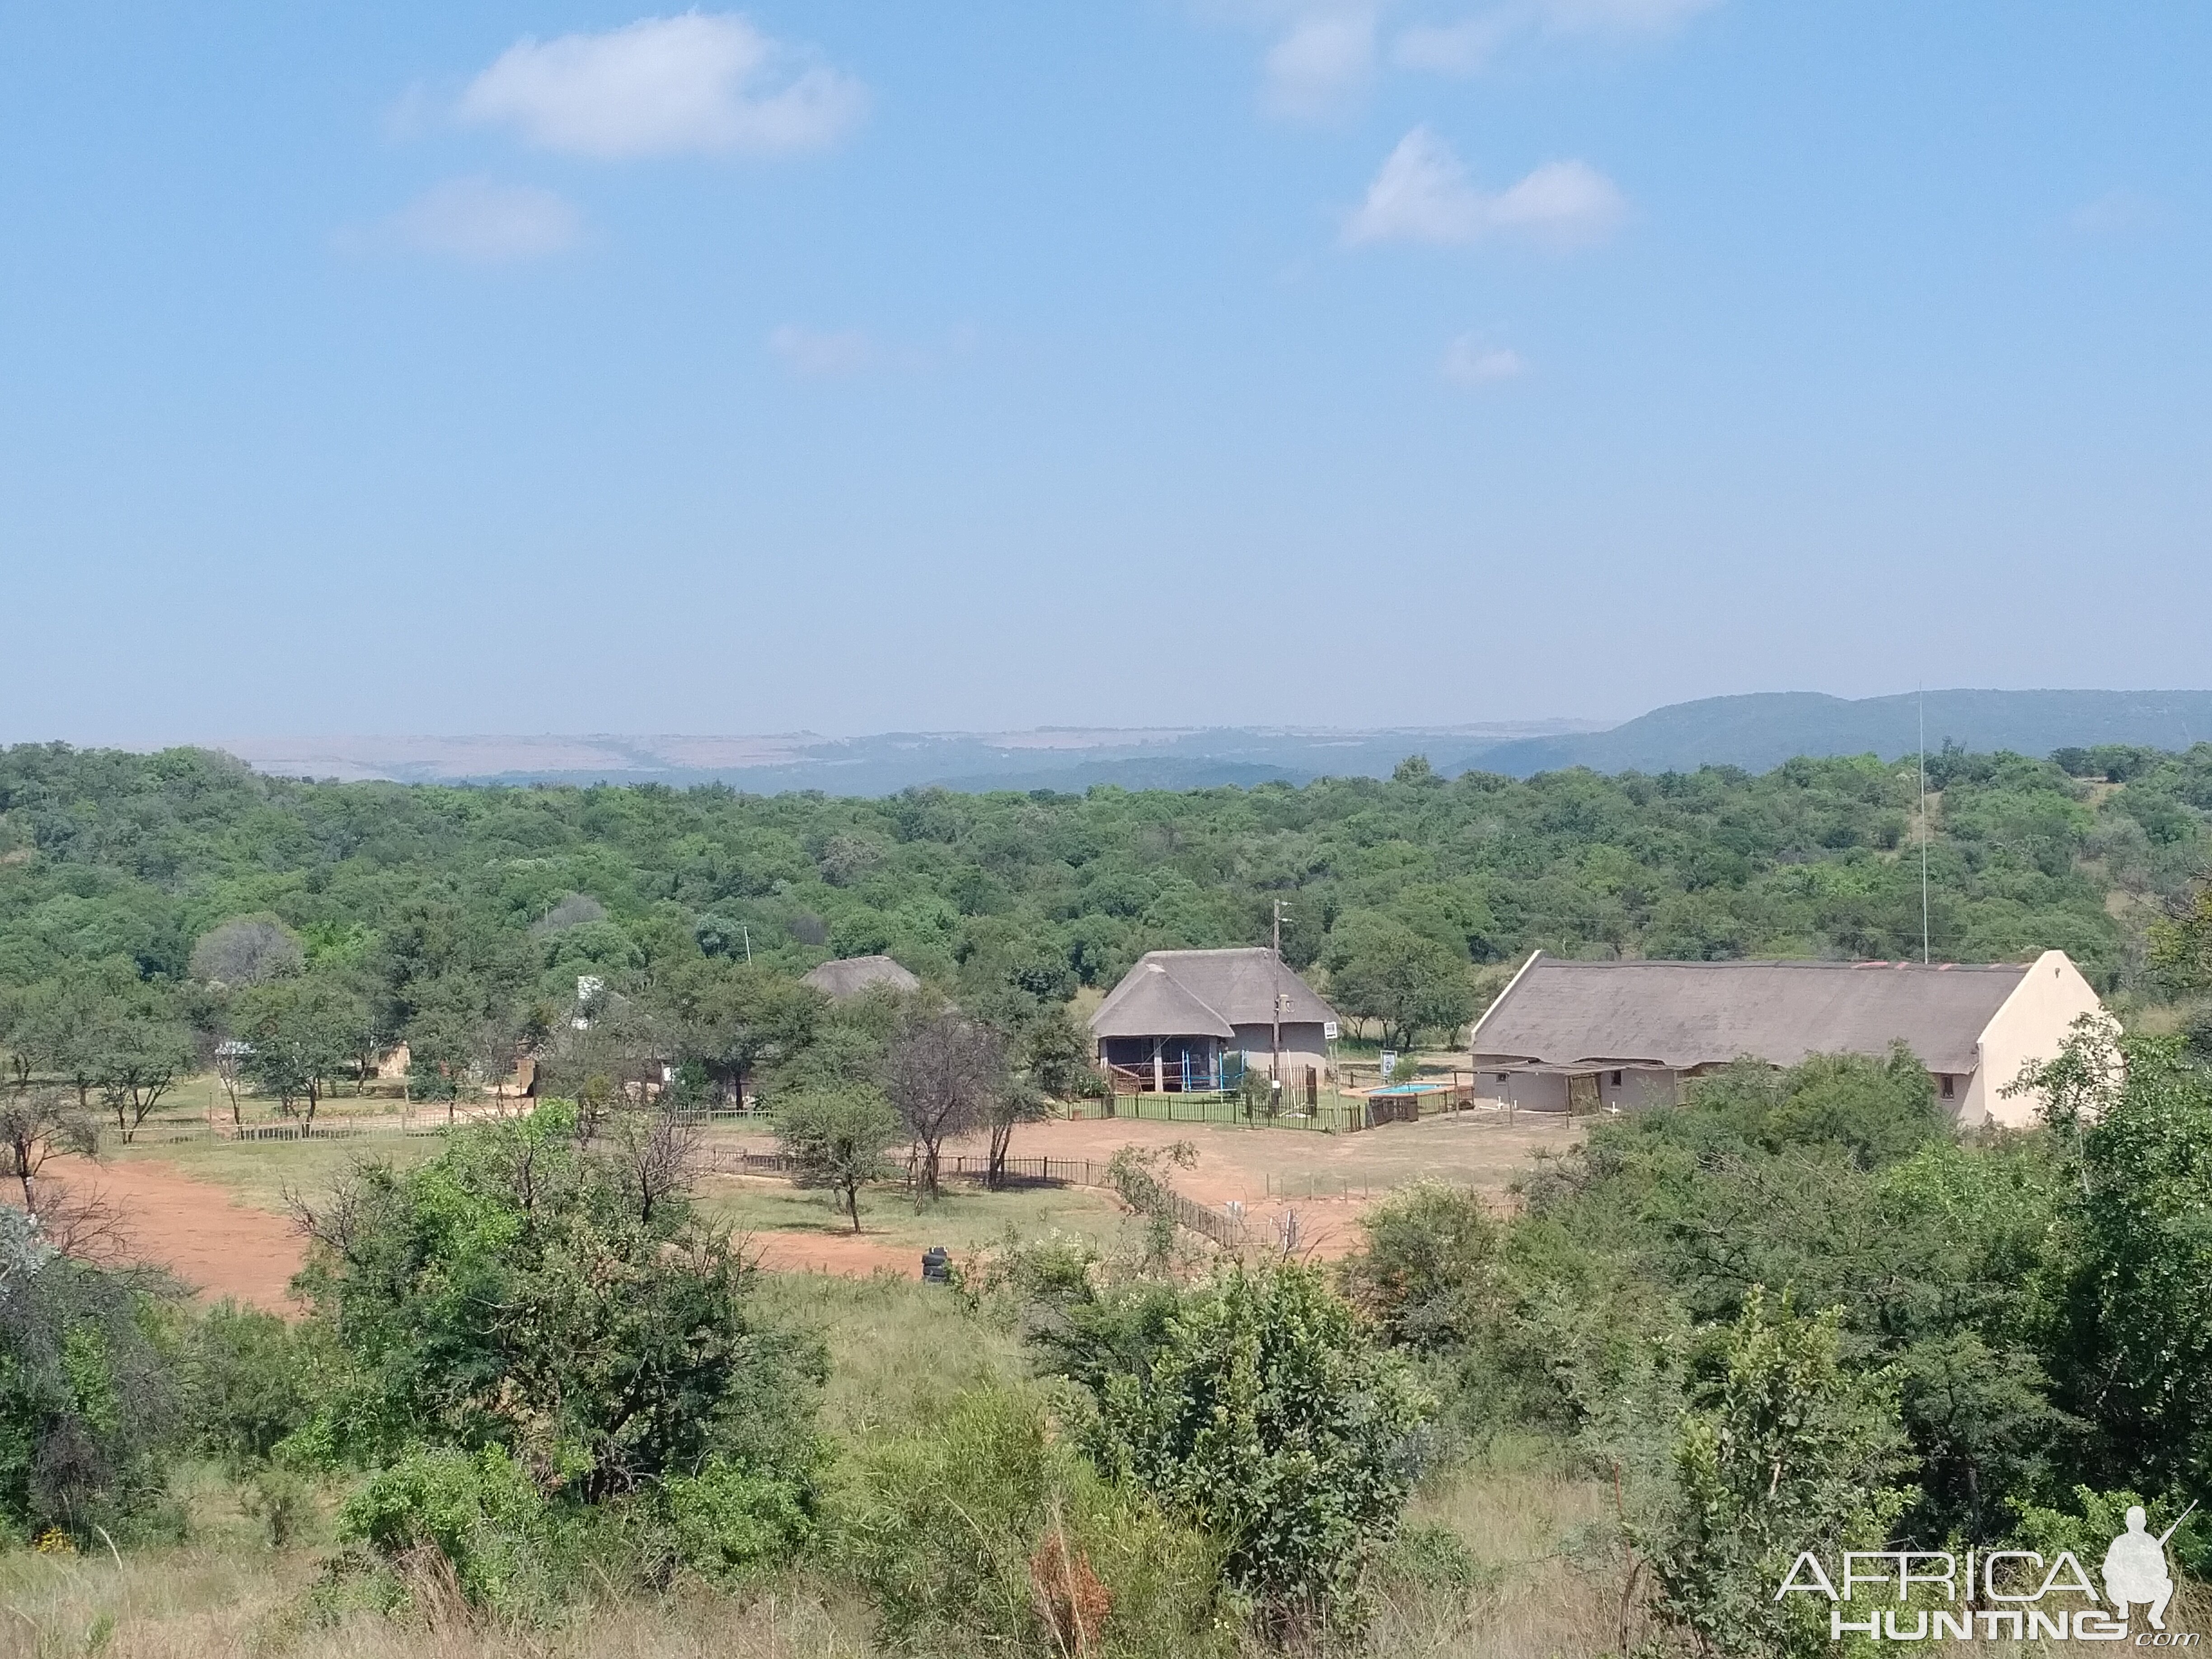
[28,1157,307,1312]
[712,1107,1582,1263]
[18,1109,1579,1302]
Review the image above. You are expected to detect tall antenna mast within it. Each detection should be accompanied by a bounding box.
[1918,688,1931,964]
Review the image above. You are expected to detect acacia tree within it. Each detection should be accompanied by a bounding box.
[0,1086,96,1214]
[94,1015,195,1144]
[237,976,367,1130]
[886,1010,1006,1200]
[652,959,823,1106]
[775,1086,901,1232]
[7,978,192,1143]
[9,976,123,1114]
[1322,917,1475,1050]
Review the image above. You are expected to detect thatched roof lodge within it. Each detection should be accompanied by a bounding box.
[801,954,921,1001]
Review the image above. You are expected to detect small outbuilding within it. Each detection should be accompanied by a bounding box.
[802,954,921,1001]
[1090,948,1340,1092]
[1467,949,2102,1127]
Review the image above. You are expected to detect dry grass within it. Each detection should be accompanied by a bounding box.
[1368,1436,1630,1659]
[697,1176,1125,1258]
[0,1284,1645,1658]
[754,1272,1032,1443]
[0,1549,879,1659]
[114,1138,440,1214]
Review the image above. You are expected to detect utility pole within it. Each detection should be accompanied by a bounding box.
[1270,898,1289,1092]
[1919,689,1931,965]
[740,923,753,965]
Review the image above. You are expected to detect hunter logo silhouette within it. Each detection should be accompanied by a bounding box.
[2104,1502,2192,1631]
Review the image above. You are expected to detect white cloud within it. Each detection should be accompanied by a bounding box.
[1484,157,1627,244]
[1441,334,1526,384]
[1344,128,1626,248]
[1393,0,1718,77]
[1392,17,1514,74]
[768,325,873,378]
[344,177,582,263]
[458,13,866,159]
[1261,9,1377,118]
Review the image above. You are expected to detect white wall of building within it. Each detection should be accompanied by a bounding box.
[1966,951,2106,1129]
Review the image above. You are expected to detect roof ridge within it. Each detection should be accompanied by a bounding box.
[1534,958,2028,973]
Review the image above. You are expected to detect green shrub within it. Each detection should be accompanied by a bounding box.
[293,1105,823,1500]
[834,1385,1229,1658]
[177,1299,318,1472]
[1078,1263,1436,1632]
[0,1219,178,1542]
[1643,1289,1913,1659]
[289,1107,826,1613]
[1378,1522,1484,1591]
[660,1459,813,1581]
[1340,1183,1500,1353]
[338,1444,554,1617]
[2010,1486,2211,1582]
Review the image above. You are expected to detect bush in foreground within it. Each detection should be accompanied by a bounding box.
[288,1105,824,1611]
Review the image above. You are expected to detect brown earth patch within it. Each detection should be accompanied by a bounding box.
[16,1157,307,1312]
[743,1231,919,1277]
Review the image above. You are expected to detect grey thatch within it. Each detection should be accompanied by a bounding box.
[801,954,921,1001]
[1470,952,2033,1074]
[1090,949,1336,1039]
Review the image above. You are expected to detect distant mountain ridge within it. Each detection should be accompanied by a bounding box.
[203,690,2212,794]
[1474,690,2212,778]
[215,722,1599,794]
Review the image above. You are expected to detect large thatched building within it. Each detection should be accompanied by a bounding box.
[1467,949,2101,1125]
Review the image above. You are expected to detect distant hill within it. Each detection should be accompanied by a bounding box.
[198,691,2212,794]
[1472,690,2212,778]
[214,722,1600,795]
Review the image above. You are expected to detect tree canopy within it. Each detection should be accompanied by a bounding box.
[1,740,2198,1079]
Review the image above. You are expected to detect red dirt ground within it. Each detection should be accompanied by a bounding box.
[19,1158,308,1312]
[745,1232,919,1277]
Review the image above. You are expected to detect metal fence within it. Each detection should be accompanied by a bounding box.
[702,1146,1119,1190]
[1060,1092,1371,1134]
[95,1115,460,1151]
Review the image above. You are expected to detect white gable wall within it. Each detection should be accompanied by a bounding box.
[1967,950,2106,1128]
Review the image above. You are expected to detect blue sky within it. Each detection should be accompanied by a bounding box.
[3,3,2207,742]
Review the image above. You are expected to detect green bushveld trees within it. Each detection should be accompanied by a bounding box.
[234,974,367,1127]
[1073,1263,1435,1631]
[775,1085,902,1232]
[289,1106,823,1607]
[0,1210,178,1542]
[1646,1290,1914,1659]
